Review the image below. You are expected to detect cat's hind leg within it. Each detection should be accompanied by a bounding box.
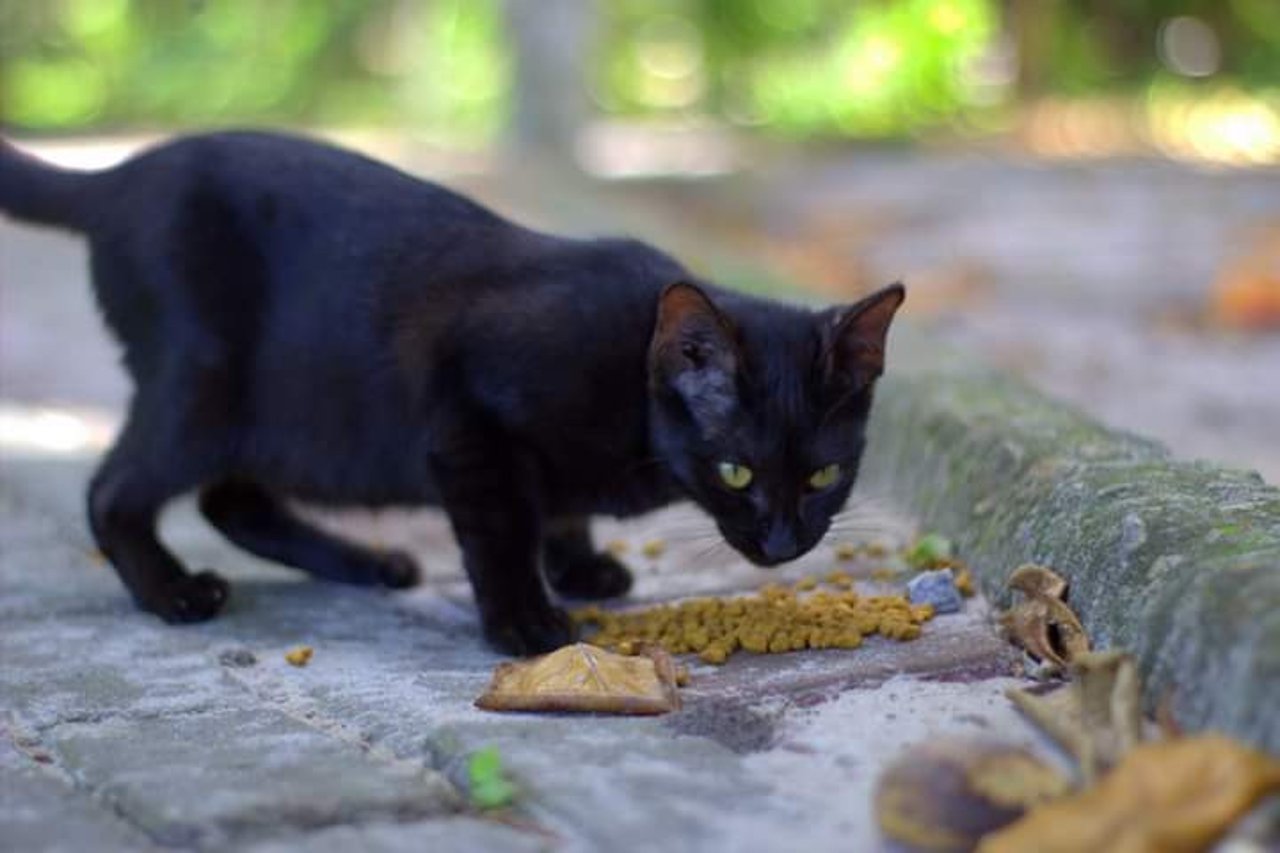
[198,480,419,588]
[88,418,229,623]
[543,516,633,600]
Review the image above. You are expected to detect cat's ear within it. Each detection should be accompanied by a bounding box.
[821,283,905,391]
[649,282,740,426]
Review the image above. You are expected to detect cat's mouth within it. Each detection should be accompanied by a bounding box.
[720,529,813,568]
[747,552,796,568]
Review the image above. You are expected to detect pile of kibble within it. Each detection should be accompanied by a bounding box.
[573,572,937,666]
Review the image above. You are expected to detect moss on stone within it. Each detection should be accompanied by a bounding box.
[861,368,1280,752]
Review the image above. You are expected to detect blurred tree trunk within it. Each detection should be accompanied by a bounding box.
[1008,0,1055,99]
[503,0,595,169]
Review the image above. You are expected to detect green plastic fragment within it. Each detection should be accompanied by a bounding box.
[906,533,953,566]
[468,746,517,810]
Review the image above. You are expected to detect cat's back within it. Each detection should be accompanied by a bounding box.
[108,130,502,232]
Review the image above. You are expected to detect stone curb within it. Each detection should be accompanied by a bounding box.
[504,171,1279,753]
[862,366,1279,751]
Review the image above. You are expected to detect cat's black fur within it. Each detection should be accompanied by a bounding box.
[0,131,904,654]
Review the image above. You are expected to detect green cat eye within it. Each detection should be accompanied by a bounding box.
[808,464,842,490]
[717,462,754,490]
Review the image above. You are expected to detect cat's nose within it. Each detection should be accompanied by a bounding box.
[759,521,801,565]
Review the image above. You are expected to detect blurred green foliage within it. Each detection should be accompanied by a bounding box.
[600,0,1000,136]
[0,0,507,138]
[0,0,1276,140]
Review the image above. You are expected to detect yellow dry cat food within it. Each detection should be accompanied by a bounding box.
[574,580,933,666]
[641,539,666,559]
[284,645,314,667]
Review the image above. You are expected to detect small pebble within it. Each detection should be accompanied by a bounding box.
[218,648,258,668]
[907,569,963,614]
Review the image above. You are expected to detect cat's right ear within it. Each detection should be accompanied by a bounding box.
[648,282,740,427]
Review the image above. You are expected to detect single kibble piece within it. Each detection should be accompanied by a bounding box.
[284,645,313,667]
[604,539,629,557]
[641,539,666,559]
[834,543,859,561]
[825,570,854,589]
[865,542,891,558]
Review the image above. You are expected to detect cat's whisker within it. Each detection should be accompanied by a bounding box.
[644,523,722,544]
[689,539,734,566]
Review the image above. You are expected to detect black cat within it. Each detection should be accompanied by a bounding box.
[0,131,903,654]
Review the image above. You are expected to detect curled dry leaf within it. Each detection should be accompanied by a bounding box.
[1007,564,1067,600]
[475,643,681,716]
[999,565,1089,672]
[978,735,1280,853]
[875,738,1072,852]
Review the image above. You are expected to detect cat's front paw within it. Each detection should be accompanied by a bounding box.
[147,570,230,623]
[545,552,634,600]
[483,604,575,656]
[376,550,420,589]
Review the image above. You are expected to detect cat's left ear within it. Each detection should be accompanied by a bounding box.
[821,283,906,391]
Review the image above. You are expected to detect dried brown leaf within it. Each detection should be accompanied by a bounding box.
[875,738,1072,852]
[978,736,1280,853]
[475,643,681,715]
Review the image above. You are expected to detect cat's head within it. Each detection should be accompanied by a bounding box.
[648,281,904,566]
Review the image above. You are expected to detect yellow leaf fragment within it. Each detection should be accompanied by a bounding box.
[979,736,1280,853]
[475,643,681,715]
[1007,651,1143,784]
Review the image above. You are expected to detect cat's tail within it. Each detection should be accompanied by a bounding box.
[0,138,106,232]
